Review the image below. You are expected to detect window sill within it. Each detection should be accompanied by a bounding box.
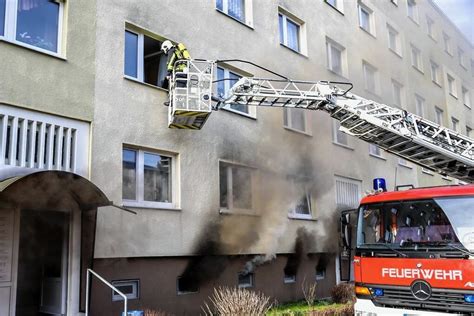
[122,202,181,211]
[411,65,424,75]
[327,68,350,81]
[432,80,442,88]
[398,161,413,169]
[284,279,296,284]
[421,168,434,176]
[408,16,419,26]
[389,48,403,59]
[222,106,257,120]
[332,141,354,151]
[442,176,452,182]
[324,2,344,15]
[284,125,312,137]
[369,153,386,161]
[449,93,458,100]
[279,43,308,58]
[288,214,317,221]
[464,104,471,110]
[359,26,376,39]
[215,8,254,30]
[428,35,437,43]
[445,50,453,57]
[0,37,65,60]
[124,76,169,93]
[219,209,259,217]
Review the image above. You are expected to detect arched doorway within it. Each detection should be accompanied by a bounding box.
[0,171,111,316]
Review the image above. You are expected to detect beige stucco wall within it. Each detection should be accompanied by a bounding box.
[0,1,97,122]
[91,0,473,259]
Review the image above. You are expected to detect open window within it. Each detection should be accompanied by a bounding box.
[124,27,170,88]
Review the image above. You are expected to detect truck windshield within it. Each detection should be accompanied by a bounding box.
[357,196,474,252]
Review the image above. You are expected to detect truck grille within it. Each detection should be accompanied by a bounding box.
[370,285,474,314]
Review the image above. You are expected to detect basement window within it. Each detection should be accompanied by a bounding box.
[284,273,296,284]
[124,28,168,88]
[315,267,326,280]
[111,280,139,301]
[238,272,254,288]
[219,161,255,214]
[177,277,199,295]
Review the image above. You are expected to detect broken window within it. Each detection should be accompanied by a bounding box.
[124,28,168,88]
[288,179,313,219]
[219,162,254,213]
[177,277,199,295]
[122,147,177,209]
[238,272,254,288]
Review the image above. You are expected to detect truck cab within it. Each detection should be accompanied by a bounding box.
[348,184,474,315]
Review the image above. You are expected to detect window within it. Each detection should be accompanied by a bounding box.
[335,176,361,208]
[398,158,411,168]
[426,16,435,39]
[219,161,254,213]
[0,0,64,54]
[283,108,311,134]
[358,3,374,35]
[284,273,296,283]
[443,33,452,55]
[238,272,254,288]
[111,280,139,301]
[124,29,167,87]
[451,117,459,132]
[177,277,199,295]
[122,148,178,209]
[407,0,418,23]
[369,144,383,158]
[325,0,344,12]
[430,60,440,84]
[326,38,346,76]
[391,79,403,108]
[288,179,313,219]
[410,45,422,71]
[462,86,470,108]
[415,94,424,116]
[216,0,253,26]
[216,66,256,117]
[279,10,305,54]
[387,24,401,55]
[316,267,326,280]
[447,74,457,97]
[434,106,443,125]
[458,48,466,68]
[467,126,472,138]
[362,62,377,94]
[333,120,349,146]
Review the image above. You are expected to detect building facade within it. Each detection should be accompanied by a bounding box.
[0,0,472,315]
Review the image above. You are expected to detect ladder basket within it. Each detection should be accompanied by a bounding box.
[168,60,214,129]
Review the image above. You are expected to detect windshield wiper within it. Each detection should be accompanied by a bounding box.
[406,241,474,256]
[380,243,408,257]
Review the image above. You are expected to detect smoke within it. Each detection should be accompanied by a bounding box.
[284,227,316,276]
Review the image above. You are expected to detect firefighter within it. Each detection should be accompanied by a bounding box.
[161,40,191,89]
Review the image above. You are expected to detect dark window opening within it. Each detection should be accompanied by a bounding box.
[238,272,254,288]
[177,276,199,294]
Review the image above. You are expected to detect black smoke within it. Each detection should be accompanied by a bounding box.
[284,227,315,276]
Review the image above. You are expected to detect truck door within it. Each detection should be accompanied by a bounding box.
[339,209,357,282]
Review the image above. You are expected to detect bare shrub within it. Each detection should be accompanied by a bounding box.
[144,309,173,316]
[202,286,273,315]
[309,302,354,315]
[301,277,317,307]
[330,283,354,304]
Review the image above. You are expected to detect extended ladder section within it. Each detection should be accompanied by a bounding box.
[167,60,474,182]
[218,77,474,182]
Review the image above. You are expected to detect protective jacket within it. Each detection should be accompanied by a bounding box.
[166,43,191,73]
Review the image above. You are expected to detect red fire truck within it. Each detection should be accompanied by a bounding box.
[346,183,474,315]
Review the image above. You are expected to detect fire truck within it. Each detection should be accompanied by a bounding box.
[167,60,474,315]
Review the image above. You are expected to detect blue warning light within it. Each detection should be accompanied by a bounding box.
[373,288,384,297]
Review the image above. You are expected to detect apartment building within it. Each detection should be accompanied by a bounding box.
[0,0,472,315]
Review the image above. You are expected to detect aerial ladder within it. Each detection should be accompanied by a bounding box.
[167,60,474,183]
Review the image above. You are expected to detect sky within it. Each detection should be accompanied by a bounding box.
[433,0,474,43]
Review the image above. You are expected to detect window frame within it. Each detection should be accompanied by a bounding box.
[447,74,457,98]
[216,65,257,118]
[219,160,256,215]
[358,2,375,36]
[326,37,346,77]
[177,276,199,295]
[238,272,254,288]
[451,117,459,132]
[434,106,443,125]
[278,8,307,55]
[430,60,440,85]
[315,267,326,280]
[391,79,404,108]
[387,24,401,56]
[325,0,344,14]
[458,47,466,69]
[426,16,435,40]
[215,0,253,28]
[462,86,471,108]
[335,175,362,209]
[369,143,385,159]
[415,94,425,117]
[0,0,65,57]
[410,44,423,72]
[407,0,419,24]
[398,158,412,169]
[466,126,472,138]
[122,147,180,210]
[332,120,352,149]
[111,280,140,302]
[443,32,453,56]
[362,61,378,94]
[284,273,296,284]
[287,179,314,220]
[283,107,312,136]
